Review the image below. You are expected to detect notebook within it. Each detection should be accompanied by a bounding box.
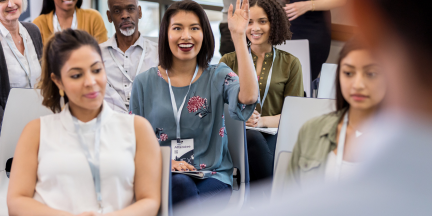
[172,171,213,179]
[246,127,278,135]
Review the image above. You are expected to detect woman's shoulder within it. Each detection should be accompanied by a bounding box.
[275,48,301,64]
[220,51,237,63]
[300,111,340,135]
[32,12,52,26]
[78,8,104,20]
[135,66,161,84]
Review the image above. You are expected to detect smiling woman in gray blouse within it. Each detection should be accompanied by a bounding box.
[130,0,258,208]
[0,0,43,130]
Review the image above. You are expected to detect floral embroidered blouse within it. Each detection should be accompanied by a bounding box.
[129,63,257,186]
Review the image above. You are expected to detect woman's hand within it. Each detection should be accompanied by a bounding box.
[284,2,312,21]
[76,212,101,216]
[246,110,264,128]
[171,160,196,172]
[228,0,250,36]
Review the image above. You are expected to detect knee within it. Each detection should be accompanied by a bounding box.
[246,130,266,149]
[172,174,196,191]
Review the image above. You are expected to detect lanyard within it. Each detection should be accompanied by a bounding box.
[6,35,32,87]
[53,10,77,32]
[335,111,349,181]
[72,113,103,213]
[249,47,276,112]
[166,65,199,143]
[108,41,147,83]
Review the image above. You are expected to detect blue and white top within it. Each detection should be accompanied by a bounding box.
[129,63,257,186]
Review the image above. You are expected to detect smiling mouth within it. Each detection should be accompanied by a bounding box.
[84,92,100,99]
[251,33,263,39]
[178,44,194,52]
[63,0,75,4]
[351,94,369,101]
[6,8,18,13]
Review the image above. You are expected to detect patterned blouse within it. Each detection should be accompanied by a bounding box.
[129,63,257,186]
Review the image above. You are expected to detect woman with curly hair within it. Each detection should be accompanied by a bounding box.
[220,0,304,182]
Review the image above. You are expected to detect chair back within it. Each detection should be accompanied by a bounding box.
[159,146,172,216]
[271,151,292,199]
[224,104,249,209]
[0,88,52,173]
[0,88,52,215]
[276,39,311,97]
[317,63,338,99]
[274,97,335,169]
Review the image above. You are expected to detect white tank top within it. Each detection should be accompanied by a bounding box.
[324,151,360,183]
[34,101,136,214]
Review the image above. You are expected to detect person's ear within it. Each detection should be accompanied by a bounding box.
[50,73,64,91]
[138,5,142,19]
[107,10,112,23]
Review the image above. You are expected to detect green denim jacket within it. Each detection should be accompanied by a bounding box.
[285,109,347,189]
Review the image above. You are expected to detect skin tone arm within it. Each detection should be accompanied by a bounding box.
[105,116,162,216]
[228,0,259,105]
[7,119,75,216]
[246,110,281,128]
[284,0,347,21]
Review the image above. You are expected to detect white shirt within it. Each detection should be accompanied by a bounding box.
[100,34,158,113]
[34,101,136,214]
[324,151,360,183]
[0,22,41,88]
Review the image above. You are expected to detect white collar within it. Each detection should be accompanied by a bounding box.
[60,100,114,133]
[0,21,26,40]
[106,33,146,52]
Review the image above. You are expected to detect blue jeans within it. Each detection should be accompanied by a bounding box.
[172,174,232,206]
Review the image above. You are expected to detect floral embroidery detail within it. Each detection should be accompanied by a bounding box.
[228,72,238,77]
[219,127,225,137]
[222,115,224,119]
[224,72,238,85]
[155,128,168,142]
[211,169,217,175]
[129,111,132,115]
[240,104,246,111]
[157,70,163,78]
[187,95,211,118]
[200,164,207,170]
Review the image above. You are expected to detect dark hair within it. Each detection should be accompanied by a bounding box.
[363,0,432,88]
[248,0,292,46]
[40,0,83,15]
[39,29,102,113]
[335,37,366,112]
[158,0,214,70]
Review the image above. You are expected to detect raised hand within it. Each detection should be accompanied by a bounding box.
[228,0,250,36]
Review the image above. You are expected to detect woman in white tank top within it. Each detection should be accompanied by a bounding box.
[7,29,162,215]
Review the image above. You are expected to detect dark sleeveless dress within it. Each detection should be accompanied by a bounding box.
[288,0,332,83]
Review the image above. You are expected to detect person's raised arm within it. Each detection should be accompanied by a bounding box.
[7,119,74,216]
[284,0,347,21]
[228,0,258,105]
[105,116,162,216]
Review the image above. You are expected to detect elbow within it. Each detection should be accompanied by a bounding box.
[239,94,258,105]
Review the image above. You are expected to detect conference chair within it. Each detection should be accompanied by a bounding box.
[271,97,335,199]
[276,39,311,97]
[317,63,338,99]
[159,146,172,216]
[224,104,250,210]
[0,88,53,215]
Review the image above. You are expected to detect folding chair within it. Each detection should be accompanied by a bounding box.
[159,146,172,216]
[224,105,249,210]
[276,39,311,97]
[271,97,335,199]
[0,88,53,215]
[317,63,338,99]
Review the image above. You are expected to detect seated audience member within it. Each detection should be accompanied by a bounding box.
[220,0,303,182]
[7,29,161,215]
[33,0,108,44]
[0,0,42,130]
[101,0,158,113]
[129,0,258,207]
[286,37,386,188]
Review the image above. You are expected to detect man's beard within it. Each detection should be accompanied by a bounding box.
[120,27,136,36]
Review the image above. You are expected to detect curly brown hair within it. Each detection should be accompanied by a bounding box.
[248,0,292,46]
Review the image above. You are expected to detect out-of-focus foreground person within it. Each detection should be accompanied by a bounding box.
[220,0,303,183]
[33,0,108,44]
[286,37,386,189]
[129,0,258,208]
[102,0,158,113]
[0,0,42,131]
[7,29,161,215]
[220,0,432,215]
[282,0,346,82]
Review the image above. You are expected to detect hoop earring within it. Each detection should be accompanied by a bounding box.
[59,89,65,111]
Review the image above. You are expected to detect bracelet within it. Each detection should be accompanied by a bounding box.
[311,0,315,12]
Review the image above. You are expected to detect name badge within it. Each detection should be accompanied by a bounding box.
[171,139,194,165]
